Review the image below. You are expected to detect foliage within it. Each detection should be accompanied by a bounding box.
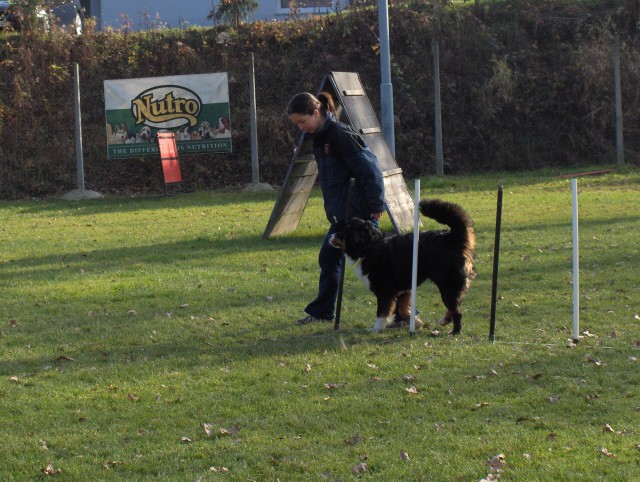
[208,0,259,28]
[0,167,639,479]
[0,1,639,198]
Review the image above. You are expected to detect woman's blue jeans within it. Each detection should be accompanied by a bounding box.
[304,219,379,320]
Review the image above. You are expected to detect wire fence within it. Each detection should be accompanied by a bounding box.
[1,3,638,198]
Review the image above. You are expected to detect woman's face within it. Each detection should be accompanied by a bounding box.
[289,110,323,134]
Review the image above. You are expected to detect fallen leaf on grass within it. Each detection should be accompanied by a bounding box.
[548,395,560,403]
[479,475,500,482]
[403,374,417,382]
[42,463,62,475]
[352,462,368,474]
[9,319,17,327]
[304,364,312,373]
[181,437,192,444]
[487,453,506,471]
[603,423,615,433]
[406,386,420,394]
[55,355,75,362]
[345,434,364,446]
[219,425,241,436]
[585,354,607,366]
[474,402,490,410]
[209,466,229,473]
[40,440,49,451]
[127,394,140,401]
[9,376,19,383]
[600,447,615,458]
[202,423,214,437]
[400,451,410,461]
[324,383,344,390]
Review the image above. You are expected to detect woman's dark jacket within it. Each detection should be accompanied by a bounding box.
[309,112,385,224]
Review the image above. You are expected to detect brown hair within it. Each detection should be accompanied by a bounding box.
[287,91,336,116]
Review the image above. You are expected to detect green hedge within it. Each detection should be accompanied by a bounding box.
[0,0,638,198]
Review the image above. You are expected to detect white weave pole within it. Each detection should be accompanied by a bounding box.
[572,179,580,343]
[410,179,420,334]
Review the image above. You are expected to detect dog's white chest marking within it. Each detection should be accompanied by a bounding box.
[346,255,370,290]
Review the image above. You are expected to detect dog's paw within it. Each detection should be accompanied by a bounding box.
[370,318,388,333]
[438,316,451,326]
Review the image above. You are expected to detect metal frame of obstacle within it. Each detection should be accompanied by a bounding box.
[263,71,416,239]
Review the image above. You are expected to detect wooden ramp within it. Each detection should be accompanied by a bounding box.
[263,72,415,239]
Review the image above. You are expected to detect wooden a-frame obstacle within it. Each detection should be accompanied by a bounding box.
[263,72,415,239]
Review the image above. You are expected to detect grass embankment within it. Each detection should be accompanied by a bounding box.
[1,167,638,480]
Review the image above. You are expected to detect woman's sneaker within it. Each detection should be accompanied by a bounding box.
[296,314,332,325]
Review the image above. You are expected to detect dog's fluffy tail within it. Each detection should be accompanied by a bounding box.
[419,199,473,235]
[419,199,476,277]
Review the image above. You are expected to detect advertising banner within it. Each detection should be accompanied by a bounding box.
[104,73,231,159]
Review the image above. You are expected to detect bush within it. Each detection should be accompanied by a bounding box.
[0,1,638,198]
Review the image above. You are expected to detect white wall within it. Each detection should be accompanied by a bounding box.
[89,0,286,30]
[93,0,342,30]
[97,0,216,30]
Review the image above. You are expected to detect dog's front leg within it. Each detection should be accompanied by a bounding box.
[439,310,452,326]
[371,296,394,333]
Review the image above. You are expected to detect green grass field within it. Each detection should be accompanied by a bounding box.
[1,167,638,480]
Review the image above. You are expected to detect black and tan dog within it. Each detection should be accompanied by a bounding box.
[329,199,476,334]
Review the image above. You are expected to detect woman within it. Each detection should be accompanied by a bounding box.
[287,91,386,325]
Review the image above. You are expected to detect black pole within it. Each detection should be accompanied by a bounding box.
[334,178,355,331]
[489,184,503,342]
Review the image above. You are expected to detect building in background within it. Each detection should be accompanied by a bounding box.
[86,0,343,31]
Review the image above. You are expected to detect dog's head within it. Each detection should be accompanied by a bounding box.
[114,124,128,144]
[216,117,230,132]
[137,126,152,142]
[198,121,213,138]
[329,217,384,260]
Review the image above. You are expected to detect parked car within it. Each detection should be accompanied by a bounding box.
[0,0,85,35]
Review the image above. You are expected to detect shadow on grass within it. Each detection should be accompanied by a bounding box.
[6,188,282,216]
[1,229,329,278]
[8,165,627,217]
[0,312,436,378]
